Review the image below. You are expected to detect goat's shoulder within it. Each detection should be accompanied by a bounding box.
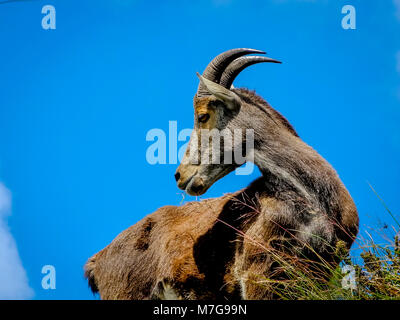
[83,193,238,299]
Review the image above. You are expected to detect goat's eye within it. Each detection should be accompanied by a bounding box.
[198,113,210,123]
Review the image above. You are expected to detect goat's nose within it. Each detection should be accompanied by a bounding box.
[174,172,180,182]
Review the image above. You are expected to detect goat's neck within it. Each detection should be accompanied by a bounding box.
[252,131,340,212]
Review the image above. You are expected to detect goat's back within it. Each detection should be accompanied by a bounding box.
[84,195,234,299]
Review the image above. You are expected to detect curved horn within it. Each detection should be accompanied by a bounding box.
[197,48,265,97]
[220,56,281,89]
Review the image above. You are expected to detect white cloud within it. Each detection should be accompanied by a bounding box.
[395,0,400,20]
[0,183,33,299]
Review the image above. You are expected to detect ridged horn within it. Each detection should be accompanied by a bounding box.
[219,56,281,89]
[196,48,265,97]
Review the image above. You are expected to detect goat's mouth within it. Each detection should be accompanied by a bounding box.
[177,172,196,191]
[177,165,236,196]
[177,172,208,196]
[186,176,208,196]
[185,166,235,196]
[179,175,208,196]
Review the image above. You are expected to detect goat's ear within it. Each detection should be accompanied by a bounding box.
[196,73,241,112]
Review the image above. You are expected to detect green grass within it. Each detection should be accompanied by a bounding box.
[257,194,400,300]
[263,234,400,300]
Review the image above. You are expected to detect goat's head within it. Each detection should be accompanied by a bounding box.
[175,48,281,196]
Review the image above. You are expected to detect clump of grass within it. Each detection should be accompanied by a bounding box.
[261,202,400,300]
[265,234,400,300]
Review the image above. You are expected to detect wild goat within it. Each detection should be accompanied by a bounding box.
[84,48,359,300]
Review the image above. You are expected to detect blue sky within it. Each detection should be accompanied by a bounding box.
[0,0,399,299]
